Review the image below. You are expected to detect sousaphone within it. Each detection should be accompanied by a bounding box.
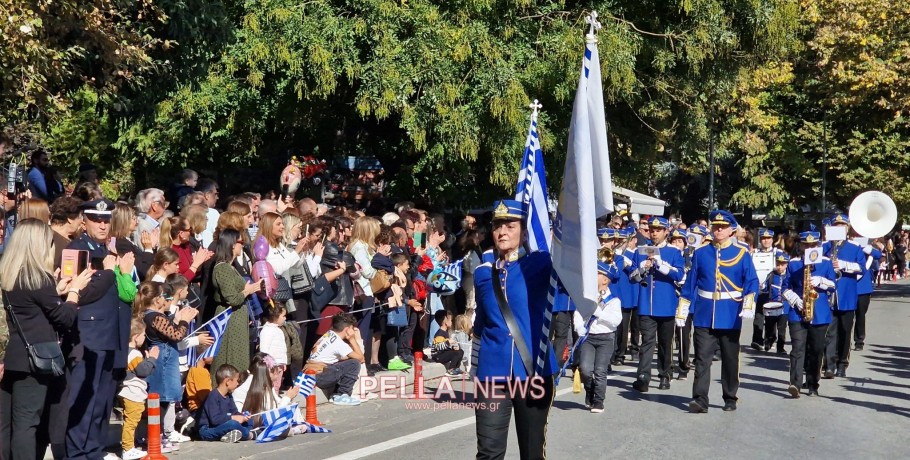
[848,191,898,238]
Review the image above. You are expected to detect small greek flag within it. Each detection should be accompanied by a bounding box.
[293,420,332,434]
[196,308,232,364]
[515,101,552,254]
[256,404,298,443]
[293,372,317,398]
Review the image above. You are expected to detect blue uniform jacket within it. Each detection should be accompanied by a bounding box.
[823,241,866,311]
[67,234,130,367]
[857,246,882,296]
[473,251,558,381]
[629,244,684,317]
[613,251,636,310]
[679,240,760,329]
[760,271,791,315]
[551,279,575,313]
[786,257,836,325]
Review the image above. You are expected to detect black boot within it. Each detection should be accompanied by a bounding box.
[658,377,671,390]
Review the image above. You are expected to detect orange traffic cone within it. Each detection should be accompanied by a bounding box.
[304,369,322,426]
[143,393,168,459]
[414,351,424,399]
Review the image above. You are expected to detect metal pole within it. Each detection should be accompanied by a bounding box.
[708,131,715,210]
[821,122,827,214]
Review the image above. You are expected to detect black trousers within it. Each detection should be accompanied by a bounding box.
[433,349,465,371]
[65,349,116,460]
[692,327,741,407]
[550,311,574,368]
[637,315,675,382]
[764,314,787,350]
[675,313,693,373]
[0,371,57,460]
[613,309,633,362]
[629,309,641,351]
[751,310,765,346]
[475,376,555,460]
[825,310,856,371]
[789,321,826,389]
[853,294,871,347]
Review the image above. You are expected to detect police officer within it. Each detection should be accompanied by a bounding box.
[823,214,866,378]
[630,216,684,392]
[751,228,784,350]
[678,210,760,412]
[783,231,836,397]
[65,198,132,459]
[473,199,557,460]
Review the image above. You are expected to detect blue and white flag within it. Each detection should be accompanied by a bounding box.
[195,308,232,364]
[293,372,317,398]
[443,258,463,282]
[256,404,298,442]
[515,103,552,253]
[292,420,332,434]
[550,12,614,320]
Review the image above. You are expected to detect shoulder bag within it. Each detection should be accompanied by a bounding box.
[491,269,534,377]
[370,269,391,295]
[3,291,65,377]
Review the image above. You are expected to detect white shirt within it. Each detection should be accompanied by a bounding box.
[309,330,353,365]
[266,244,300,277]
[573,289,622,335]
[199,208,220,248]
[259,323,288,365]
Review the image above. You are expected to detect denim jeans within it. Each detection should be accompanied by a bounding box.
[578,333,615,405]
[198,420,251,441]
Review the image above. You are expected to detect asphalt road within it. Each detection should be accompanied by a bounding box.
[173,279,910,460]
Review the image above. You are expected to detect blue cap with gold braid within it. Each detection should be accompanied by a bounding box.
[491,199,524,221]
[597,261,619,282]
[649,216,669,228]
[832,213,849,225]
[670,228,687,241]
[776,253,790,263]
[800,231,821,243]
[759,228,774,238]
[709,210,738,227]
[597,227,610,239]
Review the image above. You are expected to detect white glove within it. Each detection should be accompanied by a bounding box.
[739,308,755,320]
[675,317,687,328]
[652,255,663,265]
[675,302,689,328]
[863,245,873,255]
[639,259,651,270]
[783,289,800,306]
[657,261,671,275]
[811,276,823,287]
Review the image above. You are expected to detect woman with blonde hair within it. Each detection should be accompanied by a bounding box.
[111,202,155,280]
[347,216,390,374]
[255,212,303,276]
[180,204,208,245]
[19,198,50,223]
[0,219,93,460]
[162,216,211,282]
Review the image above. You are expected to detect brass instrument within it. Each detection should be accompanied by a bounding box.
[802,263,817,323]
[598,246,614,264]
[829,240,842,308]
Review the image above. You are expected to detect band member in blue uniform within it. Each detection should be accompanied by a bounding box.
[677,210,759,412]
[760,253,791,353]
[612,227,638,366]
[473,199,557,460]
[629,217,684,392]
[853,233,882,351]
[573,262,622,413]
[751,228,784,350]
[65,198,132,459]
[822,214,866,378]
[783,231,836,397]
[669,228,694,380]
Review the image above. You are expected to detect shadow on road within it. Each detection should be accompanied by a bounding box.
[615,388,690,411]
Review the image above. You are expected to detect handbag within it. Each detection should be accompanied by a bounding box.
[3,291,65,377]
[288,258,315,295]
[370,269,391,295]
[386,305,408,327]
[274,275,294,302]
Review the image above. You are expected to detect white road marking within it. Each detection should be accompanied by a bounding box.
[323,386,575,460]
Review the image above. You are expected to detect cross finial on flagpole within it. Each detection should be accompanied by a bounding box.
[586,11,602,36]
[529,99,542,118]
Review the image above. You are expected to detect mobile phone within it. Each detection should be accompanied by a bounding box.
[61,249,89,277]
[107,237,118,255]
[414,232,426,249]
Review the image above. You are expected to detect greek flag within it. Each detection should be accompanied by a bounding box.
[195,308,232,364]
[256,404,298,442]
[515,105,552,254]
[293,372,317,398]
[293,420,332,434]
[550,13,614,321]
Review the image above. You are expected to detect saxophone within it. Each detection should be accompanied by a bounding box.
[802,263,817,323]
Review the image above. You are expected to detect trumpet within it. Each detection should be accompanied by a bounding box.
[598,247,614,264]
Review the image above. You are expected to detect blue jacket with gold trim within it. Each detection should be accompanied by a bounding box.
[629,244,684,317]
[823,241,866,311]
[473,251,558,381]
[785,257,836,325]
[679,240,760,329]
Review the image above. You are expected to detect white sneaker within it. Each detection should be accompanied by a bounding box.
[168,431,192,443]
[331,394,362,406]
[103,453,121,460]
[220,429,243,443]
[122,448,147,460]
